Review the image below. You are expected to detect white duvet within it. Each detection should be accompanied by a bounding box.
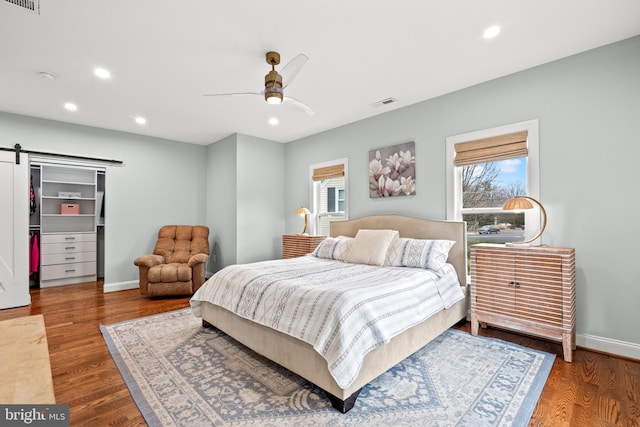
[190,256,464,389]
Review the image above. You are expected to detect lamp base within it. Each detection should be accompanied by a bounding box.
[505,242,532,248]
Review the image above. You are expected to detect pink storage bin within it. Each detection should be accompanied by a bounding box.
[61,204,80,214]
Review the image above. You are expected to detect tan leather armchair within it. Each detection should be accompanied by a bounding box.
[134,225,210,296]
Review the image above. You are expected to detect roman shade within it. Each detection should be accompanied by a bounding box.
[312,164,344,181]
[454,131,528,166]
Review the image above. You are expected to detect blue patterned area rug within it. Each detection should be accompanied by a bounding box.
[101,308,554,427]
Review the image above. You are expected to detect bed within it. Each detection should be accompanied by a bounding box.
[190,215,468,413]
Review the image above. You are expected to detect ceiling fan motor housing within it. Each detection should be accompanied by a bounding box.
[264,70,283,103]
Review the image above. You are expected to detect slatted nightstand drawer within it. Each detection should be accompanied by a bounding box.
[282,234,326,258]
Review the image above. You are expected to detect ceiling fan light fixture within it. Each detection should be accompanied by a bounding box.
[265,91,283,104]
[265,68,283,104]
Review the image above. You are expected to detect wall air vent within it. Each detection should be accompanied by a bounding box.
[4,0,40,14]
[370,97,398,108]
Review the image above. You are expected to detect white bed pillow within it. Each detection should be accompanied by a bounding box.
[312,236,353,261]
[385,237,455,271]
[343,229,399,266]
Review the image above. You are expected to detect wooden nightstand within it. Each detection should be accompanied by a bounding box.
[282,234,327,259]
[470,243,576,362]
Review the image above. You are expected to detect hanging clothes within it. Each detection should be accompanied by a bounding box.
[30,232,39,275]
[29,234,33,274]
[30,175,36,216]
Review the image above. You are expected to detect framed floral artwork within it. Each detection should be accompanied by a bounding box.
[369,141,416,198]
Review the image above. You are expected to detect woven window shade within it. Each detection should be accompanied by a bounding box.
[312,164,344,181]
[454,131,528,166]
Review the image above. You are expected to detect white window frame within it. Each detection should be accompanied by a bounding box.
[308,158,349,236]
[325,186,346,213]
[445,119,540,244]
[336,187,345,212]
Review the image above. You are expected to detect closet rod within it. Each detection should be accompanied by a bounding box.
[1,144,123,166]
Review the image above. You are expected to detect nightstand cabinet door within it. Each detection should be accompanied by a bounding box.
[471,244,576,362]
[514,253,564,329]
[473,250,516,318]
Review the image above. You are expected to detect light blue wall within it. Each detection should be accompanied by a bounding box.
[0,112,208,285]
[284,36,640,346]
[206,134,238,271]
[206,133,285,271]
[236,134,285,264]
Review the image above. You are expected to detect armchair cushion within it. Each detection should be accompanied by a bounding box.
[148,263,192,283]
[154,225,209,264]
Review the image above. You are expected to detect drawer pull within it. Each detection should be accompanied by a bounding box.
[508,281,515,286]
[65,246,76,250]
[65,257,76,261]
[65,237,76,240]
[65,269,76,273]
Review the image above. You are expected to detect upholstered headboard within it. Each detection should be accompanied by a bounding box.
[330,215,467,287]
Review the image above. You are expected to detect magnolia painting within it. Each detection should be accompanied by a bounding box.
[369,141,416,198]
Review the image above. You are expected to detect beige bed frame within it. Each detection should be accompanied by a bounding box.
[200,215,468,412]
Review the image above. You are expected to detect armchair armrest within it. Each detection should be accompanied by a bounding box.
[188,253,209,267]
[134,254,165,268]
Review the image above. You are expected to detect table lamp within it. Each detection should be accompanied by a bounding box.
[502,196,547,246]
[296,207,310,234]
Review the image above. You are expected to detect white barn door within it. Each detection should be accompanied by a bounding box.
[0,150,30,309]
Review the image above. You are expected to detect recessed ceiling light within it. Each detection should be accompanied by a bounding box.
[135,116,147,125]
[36,71,55,80]
[94,67,111,79]
[483,25,501,39]
[64,102,78,111]
[269,117,279,126]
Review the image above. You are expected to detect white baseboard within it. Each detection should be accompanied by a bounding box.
[103,280,138,293]
[577,333,640,361]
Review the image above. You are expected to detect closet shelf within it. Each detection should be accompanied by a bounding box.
[41,179,96,186]
[39,230,96,235]
[42,196,96,201]
[41,214,95,217]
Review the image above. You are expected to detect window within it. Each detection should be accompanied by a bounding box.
[327,187,345,213]
[446,120,540,250]
[310,159,348,236]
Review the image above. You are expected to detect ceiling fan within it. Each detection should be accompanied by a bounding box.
[204,51,315,116]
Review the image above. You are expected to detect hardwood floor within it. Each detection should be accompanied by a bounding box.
[0,281,638,426]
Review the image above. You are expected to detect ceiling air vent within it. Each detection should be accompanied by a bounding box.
[370,97,398,108]
[4,0,40,14]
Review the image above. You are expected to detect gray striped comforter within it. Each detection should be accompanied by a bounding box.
[190,256,464,388]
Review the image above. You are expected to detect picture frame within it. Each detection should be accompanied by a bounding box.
[369,141,416,198]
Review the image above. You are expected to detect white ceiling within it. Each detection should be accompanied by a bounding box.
[1,1,639,145]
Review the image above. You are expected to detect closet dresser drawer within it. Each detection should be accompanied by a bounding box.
[41,262,97,281]
[41,251,96,265]
[41,241,96,256]
[40,233,96,244]
[40,232,97,288]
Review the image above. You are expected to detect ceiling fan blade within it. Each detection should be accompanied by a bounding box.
[203,92,261,97]
[283,96,315,116]
[280,53,309,89]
